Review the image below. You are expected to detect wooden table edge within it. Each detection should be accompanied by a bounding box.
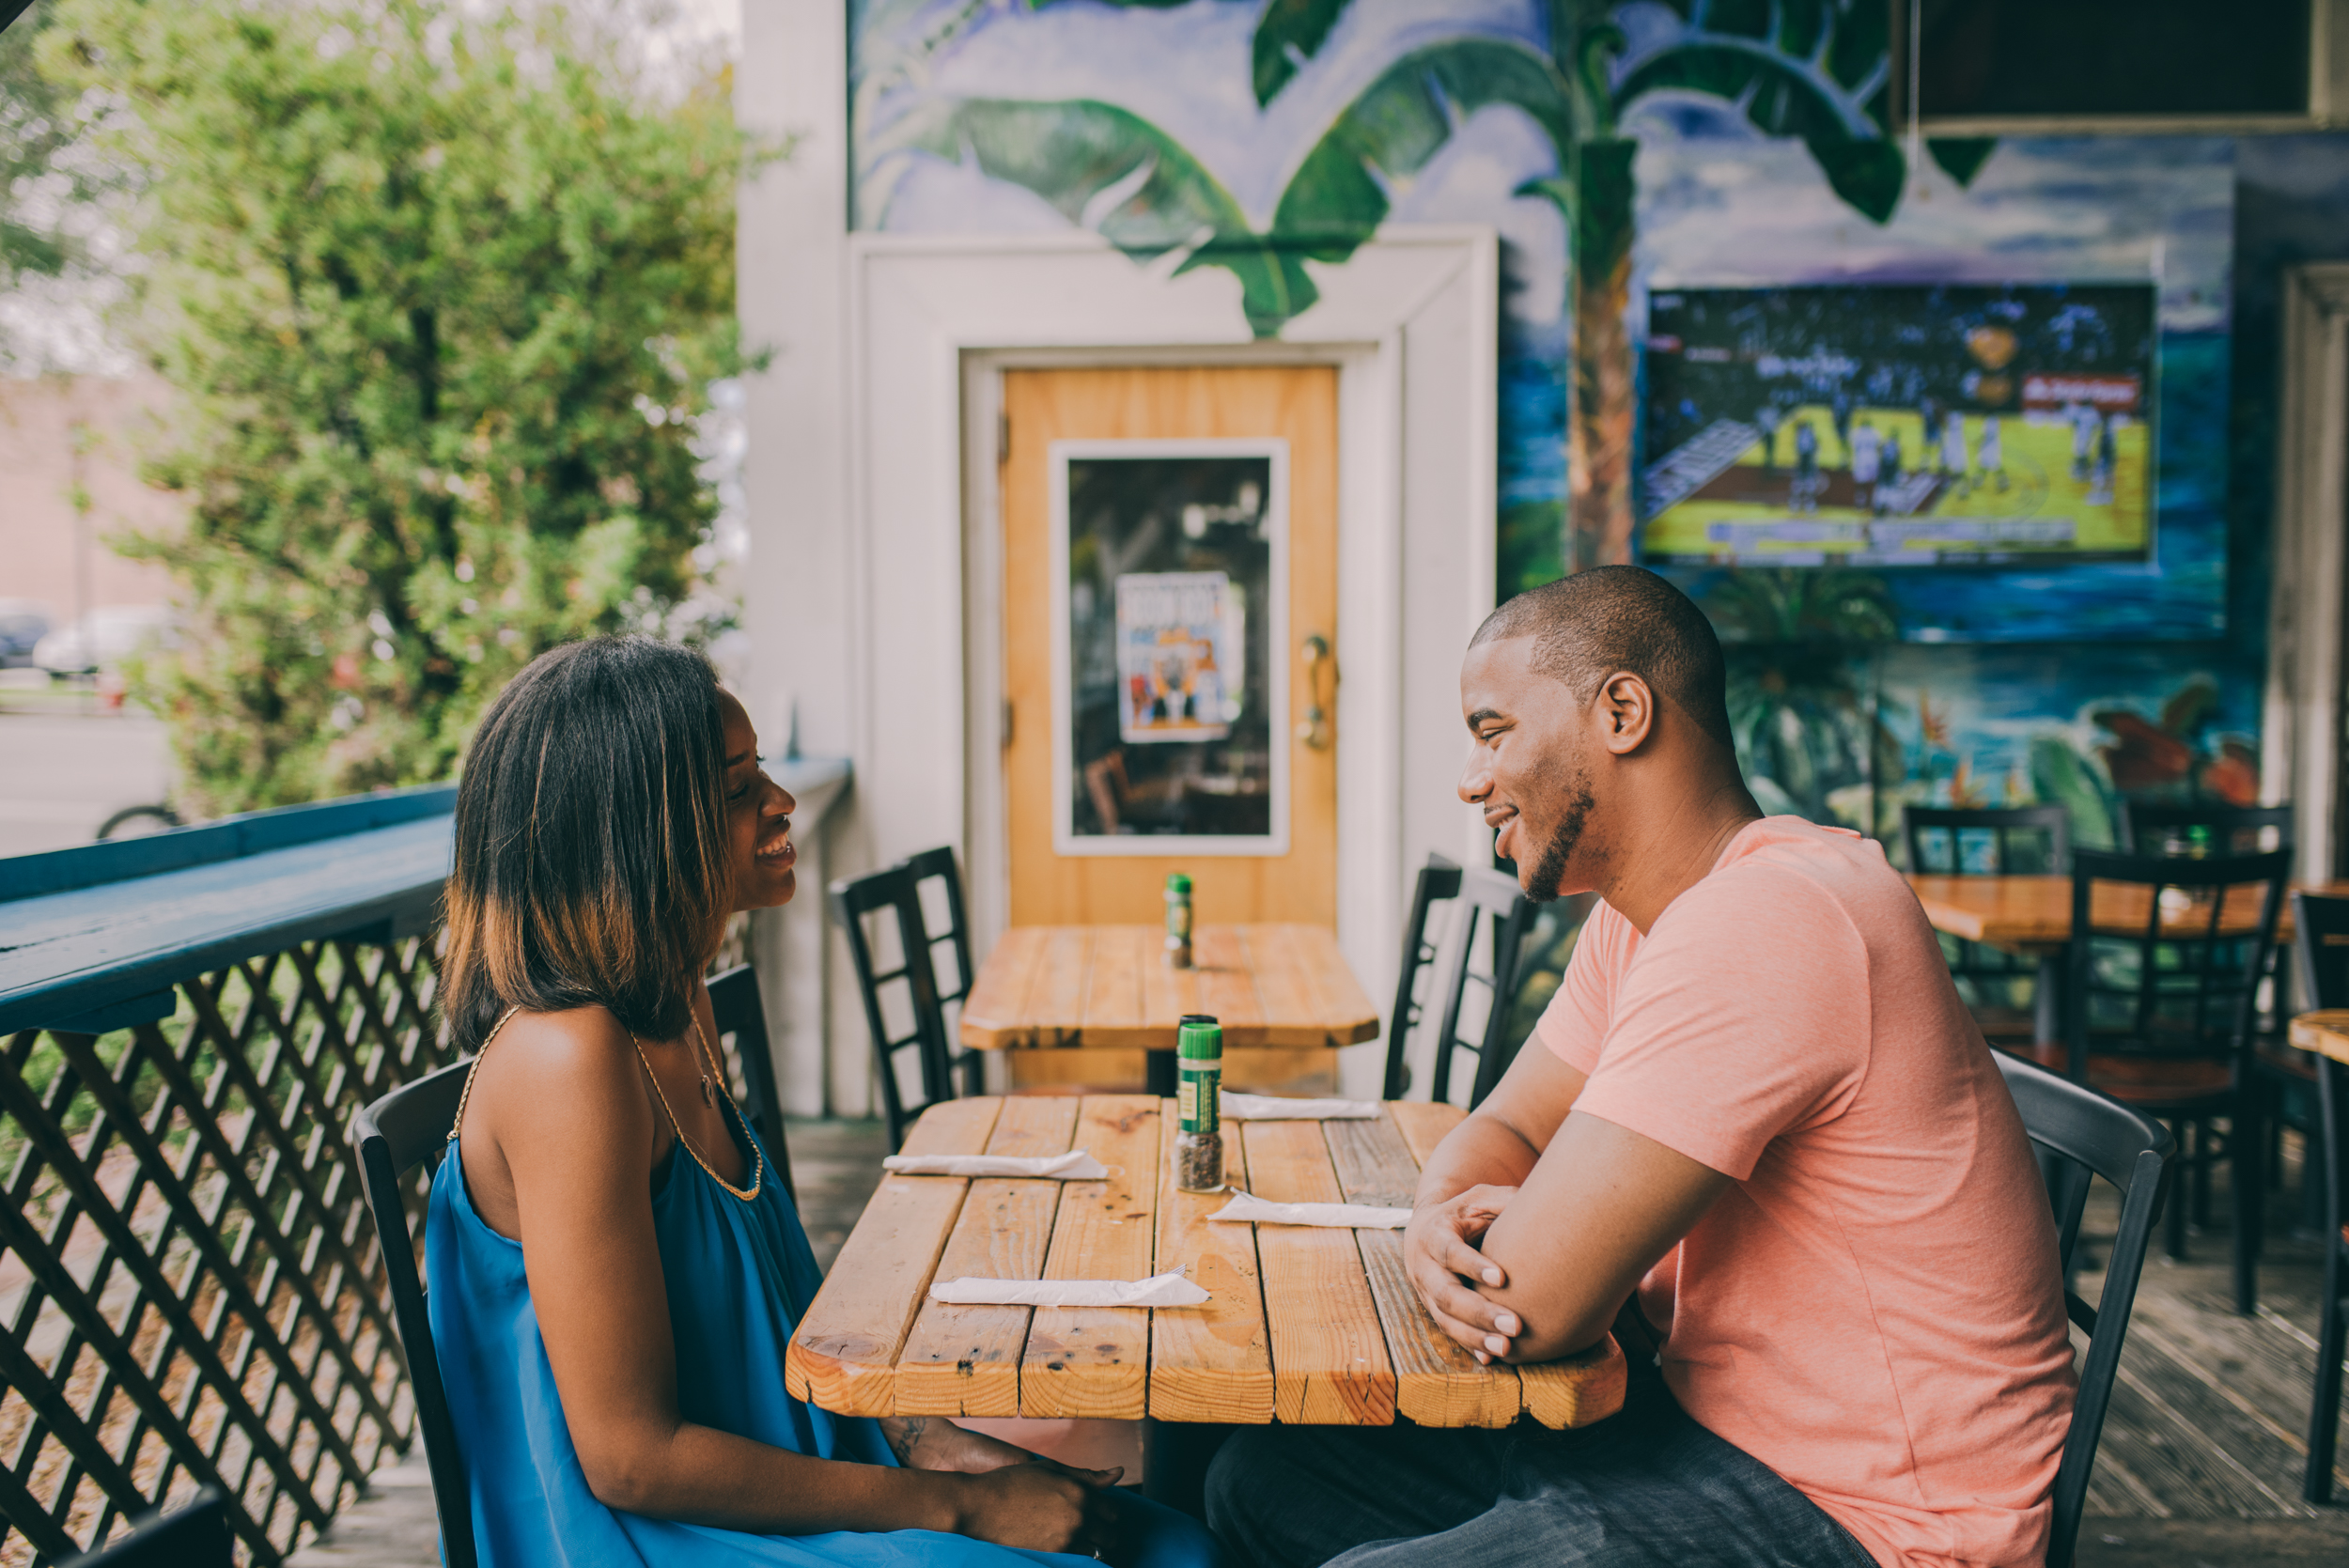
[2289,1010,2349,1067]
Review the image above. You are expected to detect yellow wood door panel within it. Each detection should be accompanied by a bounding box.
[1002,365,1338,930]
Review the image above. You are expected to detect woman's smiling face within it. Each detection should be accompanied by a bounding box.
[718,689,798,911]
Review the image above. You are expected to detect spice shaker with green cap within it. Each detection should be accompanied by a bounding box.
[1164,872,1193,969]
[1174,1013,1223,1192]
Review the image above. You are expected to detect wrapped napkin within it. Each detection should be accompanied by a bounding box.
[1207,1191,1411,1229]
[926,1269,1209,1307]
[1221,1093,1380,1121]
[883,1149,1111,1179]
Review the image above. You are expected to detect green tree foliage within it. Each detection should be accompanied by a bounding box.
[39,0,759,815]
[2,0,114,291]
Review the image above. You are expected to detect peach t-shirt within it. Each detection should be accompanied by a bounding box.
[1536,815,2076,1568]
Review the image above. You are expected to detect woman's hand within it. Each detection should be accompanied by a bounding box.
[1404,1183,1523,1361]
[944,1461,1127,1560]
[883,1416,1124,1484]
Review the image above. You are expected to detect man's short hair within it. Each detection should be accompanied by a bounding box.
[1471,566,1735,750]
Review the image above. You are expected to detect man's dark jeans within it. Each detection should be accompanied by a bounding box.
[1204,1356,1880,1568]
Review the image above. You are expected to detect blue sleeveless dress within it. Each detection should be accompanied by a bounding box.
[427,1084,1216,1567]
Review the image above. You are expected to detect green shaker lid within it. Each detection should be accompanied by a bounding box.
[1177,1015,1221,1057]
[1166,872,1192,893]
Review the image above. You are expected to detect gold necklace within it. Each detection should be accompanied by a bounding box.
[631,1015,762,1203]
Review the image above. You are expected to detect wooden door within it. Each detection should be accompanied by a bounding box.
[1001,365,1339,929]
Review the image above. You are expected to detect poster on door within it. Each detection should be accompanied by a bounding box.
[1114,571,1241,743]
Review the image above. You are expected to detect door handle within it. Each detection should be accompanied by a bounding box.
[1297,633,1332,750]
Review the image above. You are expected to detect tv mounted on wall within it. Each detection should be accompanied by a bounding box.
[1639,282,2157,568]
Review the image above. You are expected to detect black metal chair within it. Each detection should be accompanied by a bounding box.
[1424,866,1536,1110]
[2290,891,2349,1503]
[2059,847,2288,1313]
[1902,804,2070,1044]
[896,846,983,1100]
[830,862,977,1150]
[708,962,795,1202]
[59,1486,234,1567]
[1384,853,1462,1099]
[1988,1050,2174,1568]
[350,1058,478,1568]
[2120,800,2293,858]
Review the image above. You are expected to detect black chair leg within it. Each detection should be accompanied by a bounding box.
[2166,1120,2190,1262]
[2192,1118,2213,1231]
[2232,1106,2262,1315]
[2306,1239,2346,1504]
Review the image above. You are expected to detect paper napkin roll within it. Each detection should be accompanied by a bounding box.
[1221,1094,1381,1121]
[926,1270,1209,1307]
[1206,1192,1411,1229]
[882,1150,1111,1179]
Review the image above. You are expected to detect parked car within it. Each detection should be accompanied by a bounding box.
[0,598,53,665]
[32,605,172,675]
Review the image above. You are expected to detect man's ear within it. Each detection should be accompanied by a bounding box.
[1595,671,1656,755]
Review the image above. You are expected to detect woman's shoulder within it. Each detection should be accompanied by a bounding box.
[474,1006,651,1122]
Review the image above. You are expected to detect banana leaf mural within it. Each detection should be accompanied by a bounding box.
[858,1,1997,577]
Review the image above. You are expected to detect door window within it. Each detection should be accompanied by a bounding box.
[1050,442,1288,854]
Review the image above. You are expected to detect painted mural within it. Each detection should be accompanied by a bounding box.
[846,1,2349,855]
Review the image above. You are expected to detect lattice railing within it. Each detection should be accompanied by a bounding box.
[0,935,456,1565]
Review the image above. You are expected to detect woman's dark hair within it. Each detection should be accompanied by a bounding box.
[441,636,730,1053]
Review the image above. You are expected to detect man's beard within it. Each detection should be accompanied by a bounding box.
[1523,774,1595,904]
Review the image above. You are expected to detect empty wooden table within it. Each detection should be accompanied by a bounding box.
[1906,874,2333,1043]
[2290,1011,2349,1066]
[960,923,1382,1094]
[785,1095,1626,1501]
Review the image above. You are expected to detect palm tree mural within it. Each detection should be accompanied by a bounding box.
[856,0,1999,576]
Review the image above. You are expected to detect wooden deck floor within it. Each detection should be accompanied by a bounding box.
[290,1117,2349,1566]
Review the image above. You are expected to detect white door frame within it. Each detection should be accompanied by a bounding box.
[2263,263,2349,885]
[846,227,1500,1100]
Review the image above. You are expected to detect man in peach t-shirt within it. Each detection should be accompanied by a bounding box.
[1208,567,2075,1568]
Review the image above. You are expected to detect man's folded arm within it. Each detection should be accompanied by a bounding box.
[1475,1109,1730,1362]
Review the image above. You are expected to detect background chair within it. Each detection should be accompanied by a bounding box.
[351,1059,479,1568]
[1989,1051,2174,1568]
[1902,804,2070,1044]
[2121,800,2294,859]
[2290,892,2349,1503]
[1384,853,1462,1099]
[59,1487,233,1568]
[831,861,978,1150]
[896,846,984,1100]
[708,962,795,1202]
[1423,866,1536,1110]
[2061,847,2288,1313]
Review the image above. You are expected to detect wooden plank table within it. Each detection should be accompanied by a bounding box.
[960,924,1382,1094]
[2288,1010,2349,1066]
[786,1095,1625,1442]
[1906,874,2341,1044]
[1905,875,2338,955]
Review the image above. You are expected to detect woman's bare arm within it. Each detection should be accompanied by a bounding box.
[464,1008,1111,1551]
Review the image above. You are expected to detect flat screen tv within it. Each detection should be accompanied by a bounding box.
[1639,282,2157,568]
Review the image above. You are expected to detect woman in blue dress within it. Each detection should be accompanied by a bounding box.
[427,636,1218,1568]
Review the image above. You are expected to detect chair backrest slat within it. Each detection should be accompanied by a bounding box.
[59,1486,234,1568]
[1427,867,1536,1109]
[2062,848,2290,1079]
[1902,804,2071,877]
[1385,854,1463,1099]
[350,1058,479,1568]
[829,858,962,1149]
[2120,800,2293,859]
[1990,1051,2174,1568]
[707,964,793,1203]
